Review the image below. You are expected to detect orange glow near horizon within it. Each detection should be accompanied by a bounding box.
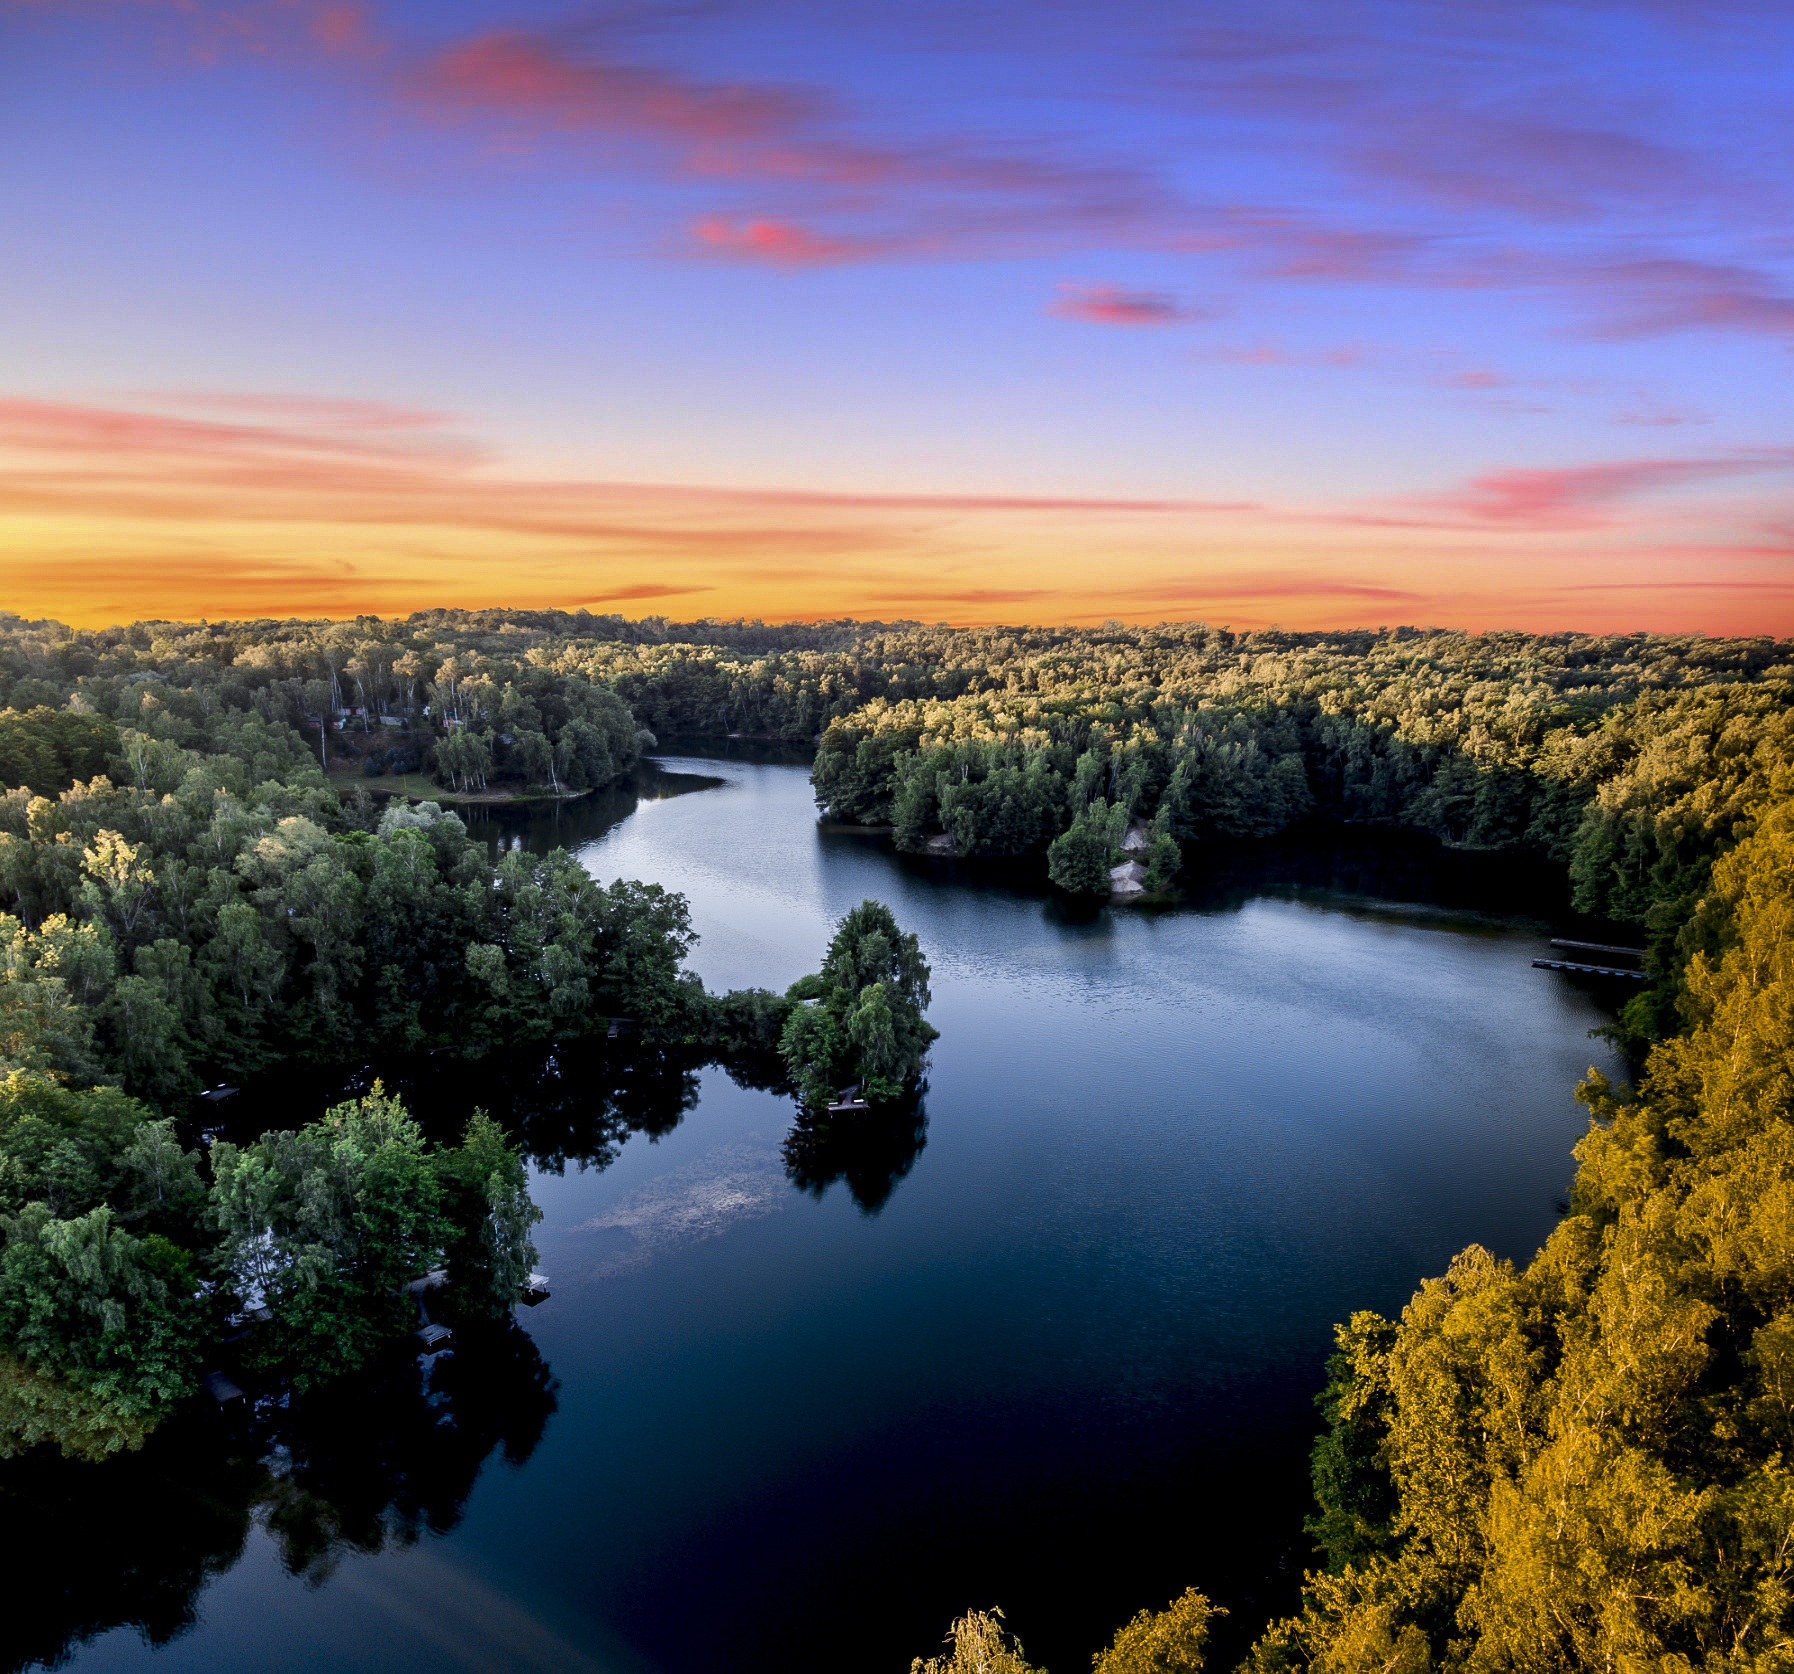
[4,395,1790,637]
[7,5,1793,643]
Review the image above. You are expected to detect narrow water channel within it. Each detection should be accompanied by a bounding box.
[24,752,1626,1674]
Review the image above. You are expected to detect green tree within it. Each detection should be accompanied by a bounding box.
[1142,833,1181,892]
[0,1203,206,1446]
[0,706,118,797]
[1048,816,1113,895]
[780,900,936,1105]
[434,1110,542,1317]
[210,1085,446,1386]
[1244,780,1794,1673]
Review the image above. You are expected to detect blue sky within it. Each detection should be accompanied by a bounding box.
[2,0,1790,629]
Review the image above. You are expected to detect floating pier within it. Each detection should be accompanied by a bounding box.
[1533,959,1649,980]
[826,1082,871,1115]
[520,1272,551,1306]
[201,1370,245,1406]
[414,1322,453,1352]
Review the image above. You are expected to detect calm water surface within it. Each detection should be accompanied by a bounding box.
[31,752,1625,1674]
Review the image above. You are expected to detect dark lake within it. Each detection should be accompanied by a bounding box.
[10,750,1628,1674]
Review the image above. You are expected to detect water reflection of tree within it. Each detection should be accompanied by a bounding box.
[499,1045,703,1176]
[782,1089,929,1215]
[0,1322,556,1672]
[222,1040,706,1176]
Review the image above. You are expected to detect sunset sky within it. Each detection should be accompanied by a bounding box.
[3,0,1791,633]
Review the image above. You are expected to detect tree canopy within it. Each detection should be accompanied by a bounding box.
[0,1075,541,1458]
[781,900,936,1107]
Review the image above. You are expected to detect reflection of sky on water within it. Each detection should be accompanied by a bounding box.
[573,1141,788,1279]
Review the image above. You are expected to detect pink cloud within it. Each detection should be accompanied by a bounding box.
[383,23,1193,266]
[8,0,382,63]
[1049,284,1198,325]
[1579,257,1794,339]
[576,583,716,602]
[868,588,1053,606]
[1134,577,1430,605]
[407,29,816,154]
[0,393,1259,543]
[1174,19,1728,226]
[23,1,1794,351]
[128,392,450,430]
[1416,452,1794,527]
[0,395,480,466]
[688,217,885,266]
[399,26,1170,238]
[1356,115,1705,224]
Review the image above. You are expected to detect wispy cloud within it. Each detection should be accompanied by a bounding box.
[392,22,1178,261]
[1413,451,1794,528]
[687,216,889,266]
[45,0,1792,351]
[6,391,1787,633]
[404,27,819,156]
[1050,284,1204,325]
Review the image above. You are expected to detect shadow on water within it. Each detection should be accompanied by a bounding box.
[834,814,1579,924]
[781,1087,929,1216]
[455,743,811,864]
[455,759,729,864]
[0,1321,556,1674]
[201,1039,809,1181]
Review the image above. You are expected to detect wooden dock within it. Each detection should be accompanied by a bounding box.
[1533,958,1649,980]
[201,1370,245,1405]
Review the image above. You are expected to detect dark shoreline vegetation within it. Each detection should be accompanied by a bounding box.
[0,607,1791,1670]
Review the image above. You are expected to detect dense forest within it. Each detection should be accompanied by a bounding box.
[1,608,1792,1669]
[0,609,939,1461]
[6,605,1782,1048]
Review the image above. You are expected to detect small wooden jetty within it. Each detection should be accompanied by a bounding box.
[199,1085,239,1103]
[414,1322,453,1352]
[1533,958,1649,980]
[201,1370,245,1406]
[827,1083,871,1115]
[520,1272,551,1306]
[1550,939,1647,960]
